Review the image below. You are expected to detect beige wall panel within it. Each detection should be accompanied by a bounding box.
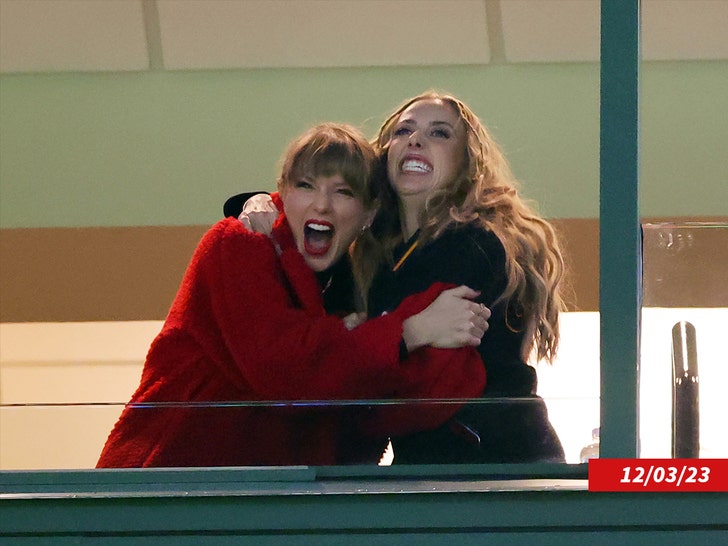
[157,0,490,70]
[642,0,728,61]
[0,0,149,73]
[500,0,600,63]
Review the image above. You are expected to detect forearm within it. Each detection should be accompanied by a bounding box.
[401,315,428,352]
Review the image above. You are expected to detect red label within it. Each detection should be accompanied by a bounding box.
[588,459,728,492]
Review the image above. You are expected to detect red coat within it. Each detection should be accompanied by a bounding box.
[97,213,485,467]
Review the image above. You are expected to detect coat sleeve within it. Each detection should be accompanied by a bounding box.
[357,344,486,437]
[354,229,497,434]
[171,219,462,402]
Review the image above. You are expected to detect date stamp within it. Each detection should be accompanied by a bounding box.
[589,459,727,492]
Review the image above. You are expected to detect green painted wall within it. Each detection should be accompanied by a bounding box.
[1,61,726,228]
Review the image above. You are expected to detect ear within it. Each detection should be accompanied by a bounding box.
[276,185,289,214]
[363,201,379,229]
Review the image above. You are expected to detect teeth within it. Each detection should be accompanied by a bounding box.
[402,159,432,173]
[307,223,331,232]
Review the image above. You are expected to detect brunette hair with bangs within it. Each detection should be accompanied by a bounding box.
[277,122,381,210]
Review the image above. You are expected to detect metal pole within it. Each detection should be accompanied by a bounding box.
[599,0,642,458]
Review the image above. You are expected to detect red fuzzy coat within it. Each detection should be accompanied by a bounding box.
[97,212,485,467]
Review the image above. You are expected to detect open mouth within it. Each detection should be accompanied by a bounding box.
[303,220,334,256]
[400,156,433,174]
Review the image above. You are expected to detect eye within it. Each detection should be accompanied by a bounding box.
[336,187,355,197]
[393,126,412,136]
[294,180,313,190]
[431,128,451,139]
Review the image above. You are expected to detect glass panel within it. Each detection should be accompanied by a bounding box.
[0,315,597,470]
[0,397,595,471]
[537,312,601,463]
[640,222,728,458]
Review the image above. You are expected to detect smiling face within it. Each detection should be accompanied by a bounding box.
[280,174,373,271]
[386,98,468,204]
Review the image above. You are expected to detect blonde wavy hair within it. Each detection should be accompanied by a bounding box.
[354,91,567,363]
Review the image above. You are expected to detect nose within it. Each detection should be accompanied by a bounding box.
[312,188,332,212]
[408,130,422,148]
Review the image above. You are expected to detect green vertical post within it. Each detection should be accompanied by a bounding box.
[599,0,641,458]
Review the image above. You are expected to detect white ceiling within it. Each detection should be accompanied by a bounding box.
[0,0,726,74]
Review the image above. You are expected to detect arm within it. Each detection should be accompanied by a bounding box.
[232,193,490,349]
[358,346,486,437]
[355,227,506,434]
[178,219,483,402]
[399,226,536,395]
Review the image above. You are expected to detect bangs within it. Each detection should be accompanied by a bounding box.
[299,143,369,195]
[280,124,378,205]
[296,143,369,197]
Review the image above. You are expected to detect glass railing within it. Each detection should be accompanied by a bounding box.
[1,396,596,471]
[1,309,602,471]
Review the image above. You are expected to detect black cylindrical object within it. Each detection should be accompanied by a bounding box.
[671,321,700,458]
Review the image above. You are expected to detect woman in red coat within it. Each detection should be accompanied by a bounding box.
[96,123,488,468]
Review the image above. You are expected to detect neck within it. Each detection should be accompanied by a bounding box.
[399,196,424,240]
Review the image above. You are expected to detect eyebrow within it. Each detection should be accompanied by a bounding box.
[398,118,457,130]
